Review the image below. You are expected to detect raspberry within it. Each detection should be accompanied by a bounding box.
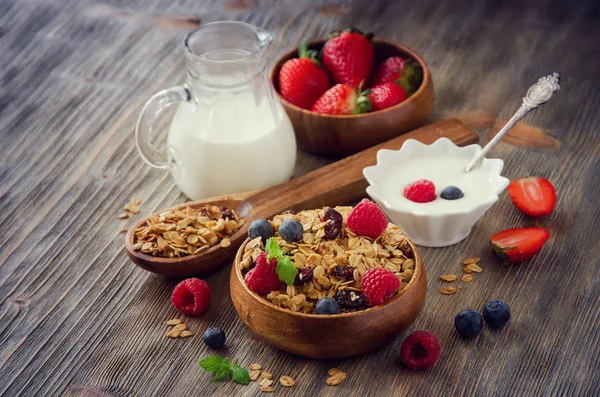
[244,252,282,295]
[171,278,211,316]
[361,267,400,306]
[399,331,441,371]
[347,199,388,238]
[404,179,436,203]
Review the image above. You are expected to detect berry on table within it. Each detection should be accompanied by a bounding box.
[454,309,483,338]
[278,219,304,243]
[399,331,441,371]
[490,227,550,262]
[404,179,436,203]
[248,219,274,242]
[316,298,340,314]
[507,176,556,217]
[440,186,464,200]
[203,326,226,349]
[347,198,388,238]
[482,300,511,328]
[171,278,211,316]
[244,252,282,295]
[361,267,400,306]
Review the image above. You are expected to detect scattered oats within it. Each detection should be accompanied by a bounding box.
[279,376,295,387]
[117,212,130,219]
[172,323,187,332]
[328,368,344,376]
[132,197,142,206]
[326,372,347,386]
[179,330,193,338]
[463,267,472,274]
[260,386,275,392]
[165,319,181,326]
[250,363,262,371]
[261,371,273,379]
[220,237,231,248]
[167,329,180,338]
[466,263,482,273]
[259,378,273,387]
[439,274,457,282]
[464,257,481,265]
[249,370,261,381]
[462,274,474,282]
[440,286,457,295]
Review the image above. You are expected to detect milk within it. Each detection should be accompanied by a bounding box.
[378,154,498,214]
[167,92,296,200]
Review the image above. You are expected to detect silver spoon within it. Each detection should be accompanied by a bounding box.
[465,72,561,172]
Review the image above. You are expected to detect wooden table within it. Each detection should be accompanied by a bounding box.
[1,0,599,396]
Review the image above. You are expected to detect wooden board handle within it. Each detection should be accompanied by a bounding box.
[247,118,479,218]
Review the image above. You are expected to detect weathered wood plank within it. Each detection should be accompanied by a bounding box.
[1,0,599,396]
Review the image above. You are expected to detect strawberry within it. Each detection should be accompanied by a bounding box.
[365,82,408,111]
[311,84,371,115]
[371,59,422,95]
[371,56,406,86]
[490,227,550,263]
[322,28,374,87]
[278,39,331,110]
[508,177,556,217]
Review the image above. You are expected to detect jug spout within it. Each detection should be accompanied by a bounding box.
[255,27,275,48]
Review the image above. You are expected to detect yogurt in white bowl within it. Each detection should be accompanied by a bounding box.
[363,138,510,247]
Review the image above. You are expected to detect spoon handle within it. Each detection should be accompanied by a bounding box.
[465,72,561,172]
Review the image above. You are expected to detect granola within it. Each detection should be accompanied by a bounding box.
[240,206,415,314]
[133,204,244,257]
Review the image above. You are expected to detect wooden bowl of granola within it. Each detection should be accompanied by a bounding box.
[230,207,428,359]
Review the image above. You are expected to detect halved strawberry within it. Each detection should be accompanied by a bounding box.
[508,177,556,217]
[310,84,370,115]
[490,227,550,263]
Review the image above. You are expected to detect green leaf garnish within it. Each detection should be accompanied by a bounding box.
[200,356,228,372]
[265,237,298,286]
[229,365,250,385]
[200,356,249,384]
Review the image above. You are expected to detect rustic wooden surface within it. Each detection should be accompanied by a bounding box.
[1,0,599,396]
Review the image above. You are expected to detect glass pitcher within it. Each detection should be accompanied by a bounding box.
[135,21,297,200]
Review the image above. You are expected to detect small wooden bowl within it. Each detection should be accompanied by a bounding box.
[230,237,428,359]
[270,38,434,158]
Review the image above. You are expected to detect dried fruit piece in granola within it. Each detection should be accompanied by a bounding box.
[330,265,354,281]
[294,267,314,285]
[322,208,343,239]
[334,290,367,311]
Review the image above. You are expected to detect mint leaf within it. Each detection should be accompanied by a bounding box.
[265,238,298,285]
[229,365,250,385]
[276,256,298,286]
[265,237,285,261]
[200,356,227,372]
[213,366,230,381]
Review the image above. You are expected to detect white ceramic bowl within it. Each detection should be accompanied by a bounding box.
[363,138,510,247]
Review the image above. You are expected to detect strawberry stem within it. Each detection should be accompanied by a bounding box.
[298,38,321,66]
[396,62,422,96]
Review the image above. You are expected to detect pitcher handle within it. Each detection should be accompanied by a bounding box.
[135,85,192,169]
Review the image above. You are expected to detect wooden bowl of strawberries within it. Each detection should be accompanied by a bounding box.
[271,29,434,157]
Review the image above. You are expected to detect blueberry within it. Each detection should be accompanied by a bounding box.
[454,309,483,338]
[482,300,511,328]
[278,219,304,243]
[248,219,274,242]
[203,326,226,349]
[316,298,340,314]
[440,186,464,200]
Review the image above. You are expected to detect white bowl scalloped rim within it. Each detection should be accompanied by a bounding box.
[363,138,510,247]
